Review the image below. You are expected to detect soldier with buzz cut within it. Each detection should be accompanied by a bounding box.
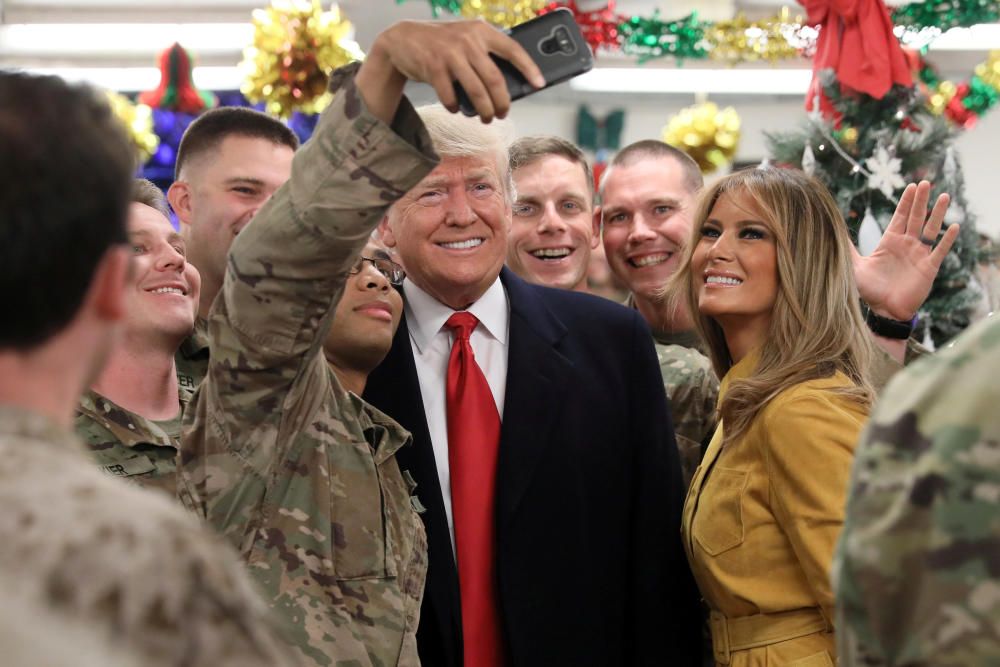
[595,140,719,488]
[835,311,1000,666]
[179,18,544,667]
[168,108,299,392]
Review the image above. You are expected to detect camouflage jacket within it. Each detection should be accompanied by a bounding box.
[0,405,296,666]
[76,388,190,502]
[835,313,1000,666]
[176,316,209,392]
[180,63,437,667]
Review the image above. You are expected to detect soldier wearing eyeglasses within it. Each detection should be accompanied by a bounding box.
[179,17,545,667]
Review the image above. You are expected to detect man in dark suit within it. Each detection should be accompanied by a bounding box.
[366,106,700,667]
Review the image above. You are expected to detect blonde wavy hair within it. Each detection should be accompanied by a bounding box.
[668,167,875,445]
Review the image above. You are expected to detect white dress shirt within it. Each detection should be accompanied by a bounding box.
[403,276,510,552]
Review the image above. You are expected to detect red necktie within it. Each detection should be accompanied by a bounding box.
[444,311,503,666]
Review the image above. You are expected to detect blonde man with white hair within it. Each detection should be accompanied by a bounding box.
[366,106,702,667]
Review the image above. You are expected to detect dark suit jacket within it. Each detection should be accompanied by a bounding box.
[364,268,701,666]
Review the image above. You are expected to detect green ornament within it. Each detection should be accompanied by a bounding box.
[619,12,707,63]
[963,75,999,114]
[892,0,1000,32]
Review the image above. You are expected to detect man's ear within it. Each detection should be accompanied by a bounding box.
[378,215,397,248]
[167,181,193,229]
[88,245,131,323]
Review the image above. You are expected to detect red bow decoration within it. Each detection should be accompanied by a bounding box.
[541,1,624,53]
[800,0,912,116]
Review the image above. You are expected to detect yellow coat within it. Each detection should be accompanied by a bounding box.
[682,353,868,667]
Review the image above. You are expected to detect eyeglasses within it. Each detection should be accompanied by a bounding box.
[349,255,406,286]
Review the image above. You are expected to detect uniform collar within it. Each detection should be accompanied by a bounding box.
[625,292,703,350]
[179,317,210,360]
[76,390,187,450]
[350,391,413,465]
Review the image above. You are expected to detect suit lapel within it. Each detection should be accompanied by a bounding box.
[495,269,573,528]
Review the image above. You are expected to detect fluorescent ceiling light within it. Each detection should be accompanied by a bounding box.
[0,23,254,56]
[12,66,244,91]
[569,68,813,95]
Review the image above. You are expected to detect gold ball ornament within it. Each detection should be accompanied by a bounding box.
[841,126,858,149]
[241,0,363,118]
[929,80,958,115]
[975,50,1000,93]
[105,91,159,165]
[662,102,741,174]
[459,0,545,28]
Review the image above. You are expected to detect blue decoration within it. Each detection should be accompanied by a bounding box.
[137,89,320,191]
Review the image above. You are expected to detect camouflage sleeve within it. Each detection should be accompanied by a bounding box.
[835,314,1000,666]
[657,343,719,489]
[184,63,438,498]
[761,389,866,627]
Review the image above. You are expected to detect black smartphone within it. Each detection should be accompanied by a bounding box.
[455,8,594,116]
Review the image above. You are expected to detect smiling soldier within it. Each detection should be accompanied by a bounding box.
[76,179,201,501]
[505,136,598,292]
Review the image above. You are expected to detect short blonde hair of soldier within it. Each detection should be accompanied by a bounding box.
[131,178,170,218]
[509,135,594,201]
[416,105,516,203]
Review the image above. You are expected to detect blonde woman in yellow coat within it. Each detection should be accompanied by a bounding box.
[669,168,950,666]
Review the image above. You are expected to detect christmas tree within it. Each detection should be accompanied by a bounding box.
[767,69,980,347]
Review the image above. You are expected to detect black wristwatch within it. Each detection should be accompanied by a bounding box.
[863,304,915,340]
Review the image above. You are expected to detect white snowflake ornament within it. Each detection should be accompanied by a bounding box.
[865,145,905,199]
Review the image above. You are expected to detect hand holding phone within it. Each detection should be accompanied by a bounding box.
[454,9,594,117]
[356,19,546,123]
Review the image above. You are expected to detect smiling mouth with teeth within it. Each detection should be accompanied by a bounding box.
[628,253,671,268]
[438,238,484,250]
[530,248,572,261]
[149,287,187,295]
[705,276,743,286]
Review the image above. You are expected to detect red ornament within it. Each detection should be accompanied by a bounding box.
[592,160,608,192]
[139,43,216,114]
[945,87,977,128]
[800,0,913,116]
[541,1,624,53]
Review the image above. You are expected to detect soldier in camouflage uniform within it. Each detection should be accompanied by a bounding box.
[597,142,720,488]
[168,103,299,392]
[835,312,1000,666]
[76,388,190,498]
[75,180,200,501]
[180,21,543,667]
[175,317,209,391]
[0,70,295,667]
